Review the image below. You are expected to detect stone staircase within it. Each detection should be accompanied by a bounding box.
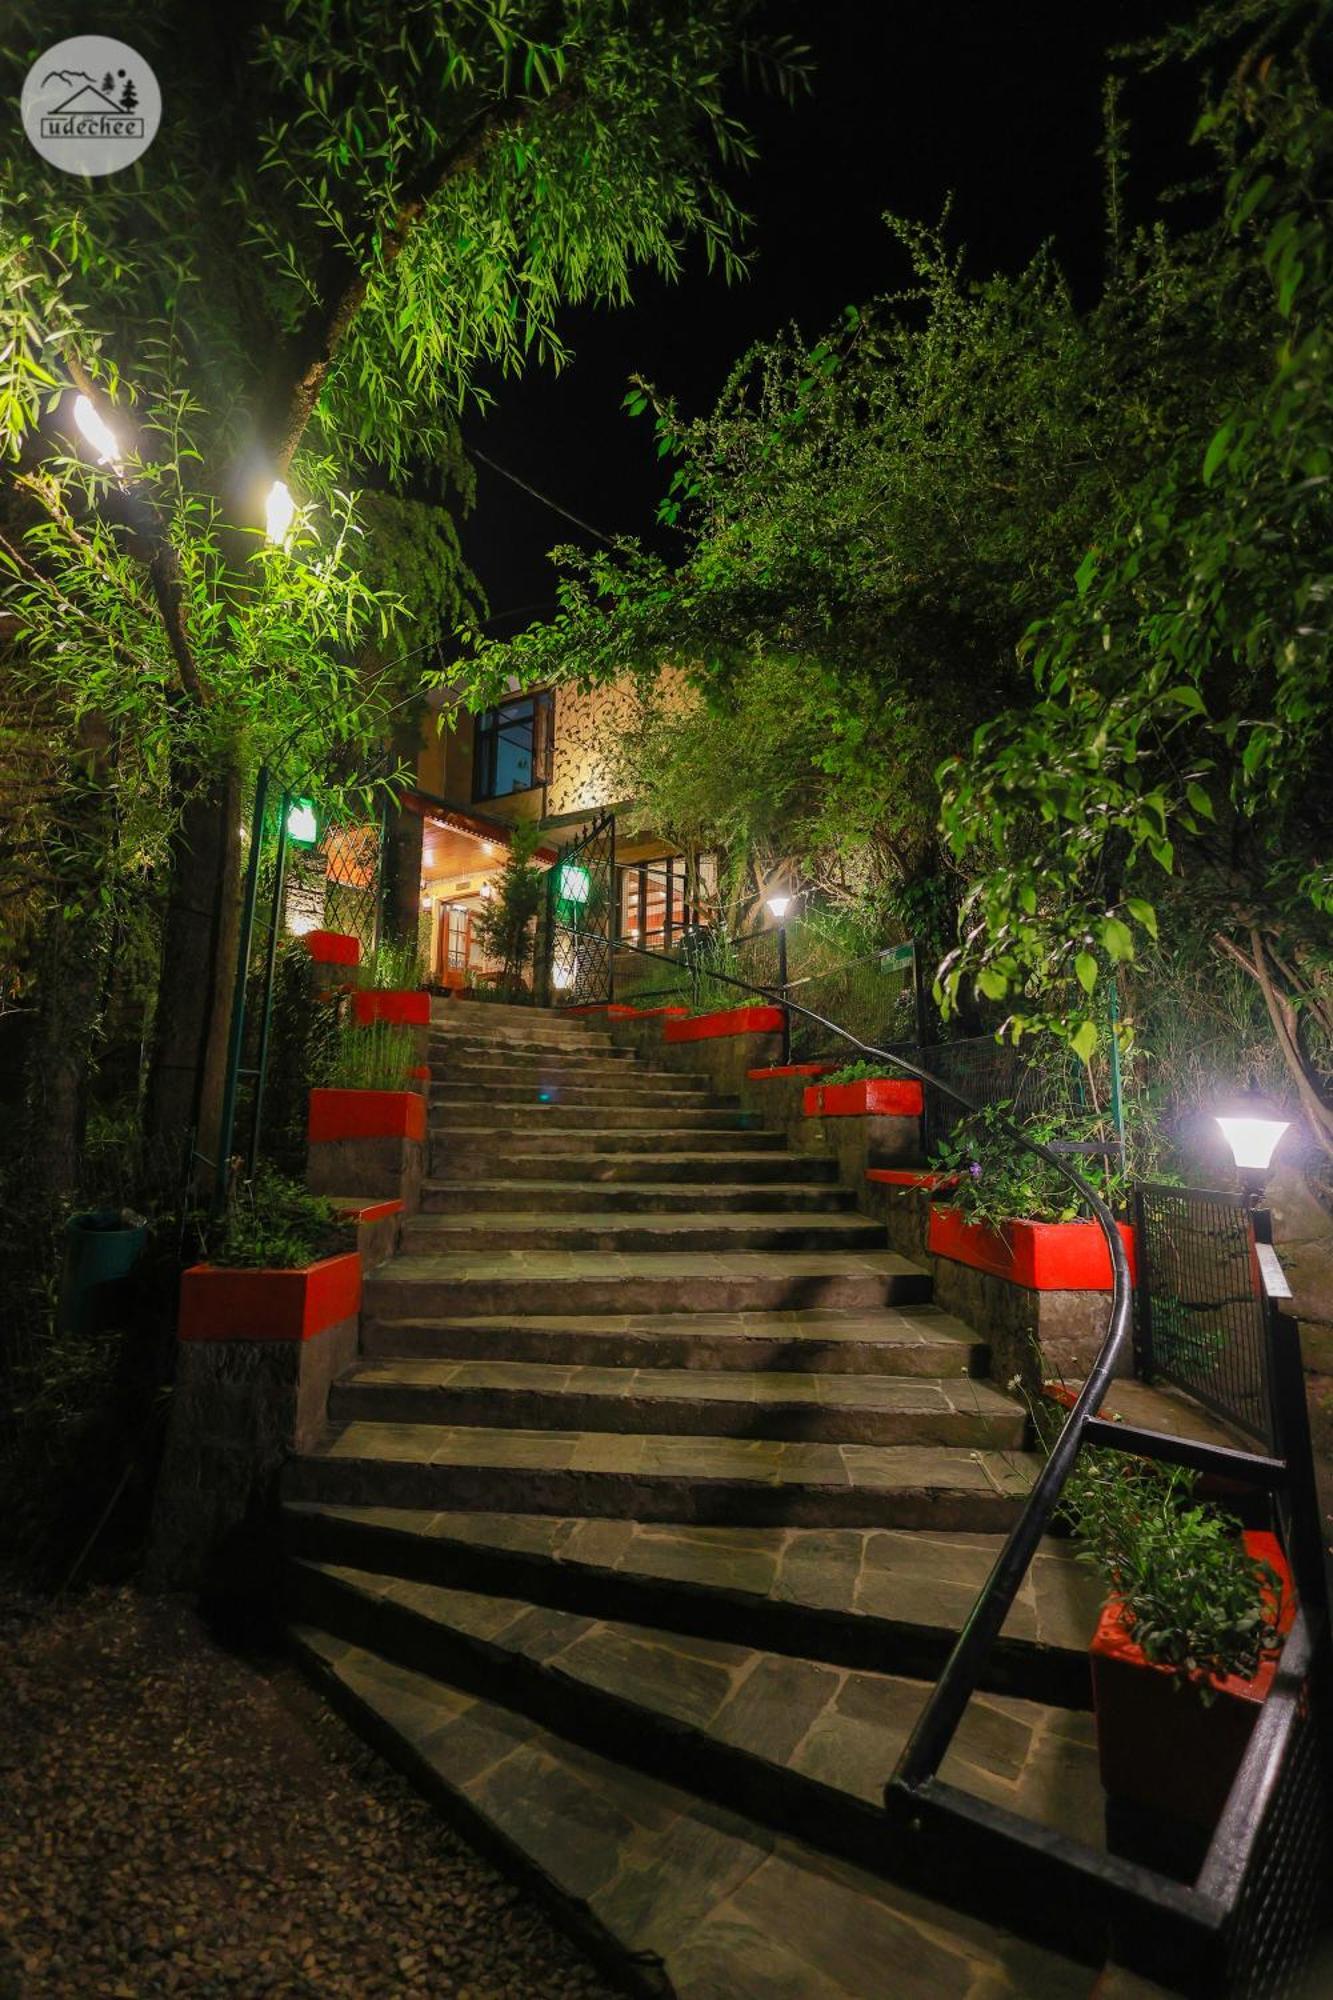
[283,1000,1109,1997]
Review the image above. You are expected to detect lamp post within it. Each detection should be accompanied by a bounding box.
[766,893,792,1063]
[1216,1100,1291,1210]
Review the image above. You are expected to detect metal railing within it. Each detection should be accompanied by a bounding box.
[1135,1183,1274,1447]
[583,933,1330,1996]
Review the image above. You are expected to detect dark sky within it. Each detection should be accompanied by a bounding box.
[460,0,1199,628]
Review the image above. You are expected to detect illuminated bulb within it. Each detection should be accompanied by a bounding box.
[480,882,494,901]
[766,894,791,920]
[286,799,318,845]
[288,913,317,936]
[265,479,296,546]
[72,393,122,466]
[1216,1115,1290,1174]
[481,842,495,856]
[552,963,573,990]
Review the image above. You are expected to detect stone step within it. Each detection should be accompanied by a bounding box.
[431,1025,618,1052]
[420,1178,858,1215]
[328,1359,1027,1450]
[429,1081,717,1109]
[399,1211,888,1257]
[429,1101,747,1130]
[363,1249,932,1321]
[286,1420,1036,1530]
[429,1127,786,1163]
[287,1567,1103,1879]
[360,1305,985,1376]
[289,1628,1092,1998]
[428,1149,837,1185]
[430,1061,698,1089]
[283,1506,1099,1705]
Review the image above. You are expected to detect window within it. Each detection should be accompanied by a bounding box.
[618,854,718,947]
[473,690,553,801]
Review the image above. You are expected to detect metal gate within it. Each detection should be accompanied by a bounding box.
[542,811,616,1006]
[1133,1182,1273,1446]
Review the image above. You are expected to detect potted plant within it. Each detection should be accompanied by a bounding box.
[802,1058,924,1119]
[180,1166,360,1342]
[309,1022,425,1143]
[926,1103,1136,1290]
[473,822,546,998]
[351,937,430,1025]
[1058,1437,1290,1862]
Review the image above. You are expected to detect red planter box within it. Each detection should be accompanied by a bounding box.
[665,1004,785,1043]
[179,1251,361,1343]
[749,1063,834,1081]
[351,989,430,1027]
[308,1088,426,1144]
[866,1168,958,1190]
[303,930,360,967]
[1091,1531,1294,1830]
[927,1205,1137,1291]
[803,1078,925,1119]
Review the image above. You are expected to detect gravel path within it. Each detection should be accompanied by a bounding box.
[0,1586,621,2000]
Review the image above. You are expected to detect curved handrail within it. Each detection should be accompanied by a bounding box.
[595,932,1133,1792]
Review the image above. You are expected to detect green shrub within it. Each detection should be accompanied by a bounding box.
[1058,1440,1284,1698]
[363,937,425,990]
[822,1059,902,1085]
[214,1165,350,1270]
[930,1101,1131,1227]
[324,1021,416,1091]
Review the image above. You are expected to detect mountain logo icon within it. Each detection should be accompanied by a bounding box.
[21,35,159,177]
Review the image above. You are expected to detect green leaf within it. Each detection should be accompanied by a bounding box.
[1075,950,1098,995]
[1126,897,1158,939]
[1186,781,1214,820]
[1098,917,1134,962]
[1202,423,1233,486]
[976,968,1009,1001]
[1070,1020,1098,1063]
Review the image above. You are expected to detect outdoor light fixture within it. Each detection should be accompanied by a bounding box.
[1216,1097,1291,1204]
[264,479,296,546]
[286,797,318,846]
[287,912,317,937]
[482,841,495,856]
[72,392,123,467]
[766,894,792,921]
[558,862,591,905]
[552,962,574,990]
[480,881,494,901]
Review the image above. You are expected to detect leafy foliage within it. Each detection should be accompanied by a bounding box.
[323,1020,417,1091]
[212,1165,350,1271]
[930,1101,1132,1226]
[362,937,425,991]
[472,821,546,988]
[1059,1443,1284,1696]
[938,13,1333,1149]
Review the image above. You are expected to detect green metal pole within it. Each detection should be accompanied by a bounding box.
[214,765,269,1215]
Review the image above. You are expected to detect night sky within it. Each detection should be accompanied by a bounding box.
[460,0,1200,627]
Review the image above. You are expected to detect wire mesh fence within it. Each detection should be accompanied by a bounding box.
[1133,1183,1273,1445]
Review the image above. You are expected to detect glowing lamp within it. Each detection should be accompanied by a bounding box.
[552,962,574,991]
[1216,1100,1291,1203]
[558,862,591,906]
[72,393,123,466]
[286,798,318,846]
[766,894,791,921]
[287,913,317,937]
[265,479,296,546]
[480,881,494,901]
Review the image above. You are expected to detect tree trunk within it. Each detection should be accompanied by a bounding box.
[380,717,426,949]
[143,763,243,1193]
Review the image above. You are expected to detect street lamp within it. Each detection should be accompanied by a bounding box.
[766,893,792,1063]
[1216,1098,1291,1205]
[264,479,296,547]
[72,393,124,469]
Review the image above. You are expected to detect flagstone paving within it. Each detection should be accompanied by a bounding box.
[284,999,1124,1994]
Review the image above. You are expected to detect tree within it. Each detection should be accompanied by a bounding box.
[938,6,1333,1154]
[472,822,546,990]
[0,0,806,1187]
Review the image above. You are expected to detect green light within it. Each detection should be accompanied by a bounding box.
[558,862,591,905]
[287,798,318,846]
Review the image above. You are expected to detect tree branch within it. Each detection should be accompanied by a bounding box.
[261,88,570,475]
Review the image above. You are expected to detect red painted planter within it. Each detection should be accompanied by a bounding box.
[179,1251,361,1343]
[303,930,360,967]
[1091,1531,1294,1830]
[308,1088,426,1144]
[665,1004,785,1043]
[927,1205,1137,1291]
[866,1168,958,1190]
[351,989,430,1027]
[748,1063,834,1081]
[803,1078,925,1119]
